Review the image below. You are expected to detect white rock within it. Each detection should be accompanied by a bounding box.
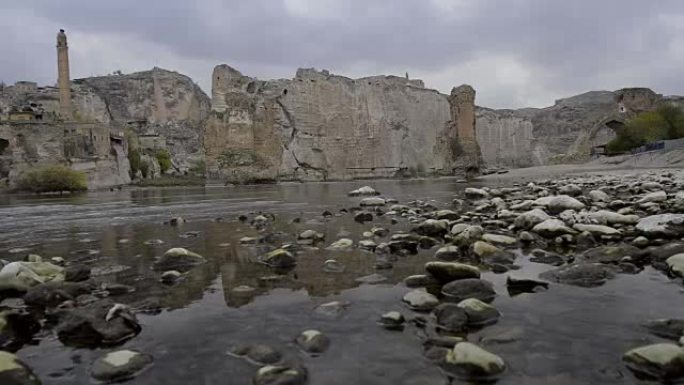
[573,223,621,236]
[666,254,684,277]
[444,342,506,378]
[638,190,667,203]
[532,219,577,238]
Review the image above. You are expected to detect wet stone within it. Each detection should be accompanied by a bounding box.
[295,330,330,354]
[153,248,205,271]
[623,343,684,381]
[323,259,345,273]
[540,263,617,288]
[378,311,405,330]
[253,364,307,385]
[355,273,387,284]
[160,270,182,284]
[91,350,153,382]
[442,342,506,380]
[0,351,41,385]
[425,261,480,284]
[441,279,496,303]
[260,249,296,268]
[402,289,439,311]
[315,301,350,318]
[404,274,440,288]
[643,319,684,340]
[457,298,501,326]
[434,303,468,332]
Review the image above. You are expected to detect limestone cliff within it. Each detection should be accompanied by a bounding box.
[205,65,480,183]
[0,68,210,189]
[475,88,663,168]
[74,68,211,173]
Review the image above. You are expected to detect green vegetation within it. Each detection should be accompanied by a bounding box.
[125,129,141,179]
[155,149,172,173]
[189,159,206,176]
[607,104,684,154]
[16,165,87,193]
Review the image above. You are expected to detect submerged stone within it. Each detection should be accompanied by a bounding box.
[441,279,496,303]
[253,365,307,385]
[623,343,684,380]
[402,289,439,311]
[153,248,205,271]
[425,261,480,283]
[91,350,153,382]
[0,351,41,385]
[443,342,506,379]
[295,330,330,354]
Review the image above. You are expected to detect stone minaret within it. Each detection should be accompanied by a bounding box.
[56,29,72,120]
[448,85,482,176]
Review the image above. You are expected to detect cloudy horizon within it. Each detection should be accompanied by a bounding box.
[2,0,684,109]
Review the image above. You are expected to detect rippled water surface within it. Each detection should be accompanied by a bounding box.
[2,178,683,384]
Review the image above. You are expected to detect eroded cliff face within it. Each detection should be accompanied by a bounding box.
[74,68,211,173]
[475,88,663,168]
[205,65,480,183]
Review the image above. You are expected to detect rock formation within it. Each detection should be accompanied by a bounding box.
[74,68,211,174]
[0,67,210,189]
[205,65,481,183]
[476,88,667,168]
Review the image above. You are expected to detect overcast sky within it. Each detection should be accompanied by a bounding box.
[2,0,683,108]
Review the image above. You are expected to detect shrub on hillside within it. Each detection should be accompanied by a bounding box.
[606,104,684,154]
[16,165,87,193]
[155,149,172,173]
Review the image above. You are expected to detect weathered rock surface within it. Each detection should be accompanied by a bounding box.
[0,351,41,385]
[91,350,153,382]
[476,88,661,168]
[443,342,506,379]
[204,65,482,183]
[623,343,684,380]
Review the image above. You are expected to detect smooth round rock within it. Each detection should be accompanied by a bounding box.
[425,262,480,283]
[253,365,307,385]
[0,351,41,385]
[379,311,405,330]
[623,343,684,380]
[441,279,496,303]
[434,303,468,332]
[457,298,501,326]
[402,289,439,311]
[295,330,330,353]
[443,342,506,379]
[91,350,153,382]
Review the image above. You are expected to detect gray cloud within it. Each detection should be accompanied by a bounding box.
[2,0,684,108]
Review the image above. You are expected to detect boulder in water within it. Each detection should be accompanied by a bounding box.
[91,350,153,382]
[153,248,205,271]
[0,351,41,385]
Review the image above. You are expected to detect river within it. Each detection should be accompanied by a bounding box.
[1,177,682,384]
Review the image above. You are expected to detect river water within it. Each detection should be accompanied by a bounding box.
[1,178,682,384]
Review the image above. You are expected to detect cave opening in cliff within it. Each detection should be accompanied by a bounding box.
[0,138,9,155]
[605,119,626,131]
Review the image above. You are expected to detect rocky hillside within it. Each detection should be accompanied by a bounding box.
[476,88,664,168]
[74,68,211,174]
[205,65,481,183]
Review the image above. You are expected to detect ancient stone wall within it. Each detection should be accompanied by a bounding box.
[205,65,479,183]
[0,122,130,189]
[74,68,211,174]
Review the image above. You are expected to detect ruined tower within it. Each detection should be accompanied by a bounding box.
[56,29,72,120]
[448,85,483,176]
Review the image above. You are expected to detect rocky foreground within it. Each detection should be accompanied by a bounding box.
[1,171,684,383]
